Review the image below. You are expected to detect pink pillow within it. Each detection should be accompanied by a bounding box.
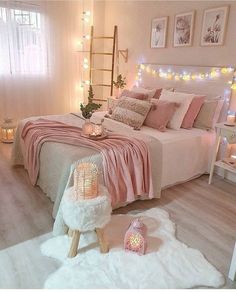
[120,89,148,100]
[181,95,205,129]
[153,88,163,99]
[144,100,179,132]
[151,87,174,99]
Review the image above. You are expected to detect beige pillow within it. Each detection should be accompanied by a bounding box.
[193,99,224,130]
[111,96,151,128]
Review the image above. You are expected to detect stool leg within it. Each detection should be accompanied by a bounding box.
[68,228,74,237]
[68,230,80,258]
[95,228,109,253]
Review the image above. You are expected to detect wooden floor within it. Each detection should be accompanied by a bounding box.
[0,142,235,288]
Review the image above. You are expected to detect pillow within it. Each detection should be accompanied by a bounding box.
[144,99,179,132]
[159,90,195,130]
[181,95,205,129]
[111,96,151,128]
[120,89,148,100]
[131,86,156,99]
[152,87,174,99]
[193,98,224,130]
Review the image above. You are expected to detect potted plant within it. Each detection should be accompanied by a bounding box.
[113,74,126,98]
[80,86,101,135]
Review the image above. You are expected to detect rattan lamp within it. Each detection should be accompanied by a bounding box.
[73,162,99,200]
[1,118,17,143]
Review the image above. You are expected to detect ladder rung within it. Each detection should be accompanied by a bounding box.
[93,36,114,40]
[93,98,108,102]
[76,50,90,53]
[92,52,113,55]
[91,84,111,87]
[91,68,112,72]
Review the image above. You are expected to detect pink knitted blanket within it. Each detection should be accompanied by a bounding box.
[21,119,154,205]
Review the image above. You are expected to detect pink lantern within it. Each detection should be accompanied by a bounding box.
[124,218,147,255]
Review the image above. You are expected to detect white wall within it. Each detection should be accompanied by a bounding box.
[94,0,236,107]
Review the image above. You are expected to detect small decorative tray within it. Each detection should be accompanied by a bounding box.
[81,132,108,140]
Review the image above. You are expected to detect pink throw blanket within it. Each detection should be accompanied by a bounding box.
[21,119,154,205]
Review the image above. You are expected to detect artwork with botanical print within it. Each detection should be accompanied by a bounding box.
[151,17,168,48]
[201,6,229,46]
[174,11,195,47]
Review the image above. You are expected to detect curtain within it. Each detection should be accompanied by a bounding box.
[0,0,83,122]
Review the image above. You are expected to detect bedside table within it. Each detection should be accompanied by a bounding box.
[208,122,236,184]
[107,96,119,111]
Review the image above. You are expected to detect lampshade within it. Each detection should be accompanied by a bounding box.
[73,162,99,200]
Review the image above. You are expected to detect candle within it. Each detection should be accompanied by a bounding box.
[227,114,235,124]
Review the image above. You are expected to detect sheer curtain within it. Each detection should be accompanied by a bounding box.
[0,0,83,122]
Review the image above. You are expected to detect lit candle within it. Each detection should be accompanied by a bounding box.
[227,114,235,124]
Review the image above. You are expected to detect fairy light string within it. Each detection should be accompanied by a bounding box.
[135,64,236,90]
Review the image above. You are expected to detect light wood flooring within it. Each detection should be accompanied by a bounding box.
[0,142,235,288]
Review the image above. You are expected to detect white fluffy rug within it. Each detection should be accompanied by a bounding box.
[41,208,225,289]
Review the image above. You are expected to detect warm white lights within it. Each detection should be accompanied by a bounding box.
[83,58,89,69]
[135,64,236,90]
[83,34,90,40]
[82,11,91,23]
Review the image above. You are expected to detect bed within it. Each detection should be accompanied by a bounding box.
[11,64,235,218]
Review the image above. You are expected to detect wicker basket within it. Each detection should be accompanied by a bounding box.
[74,162,99,200]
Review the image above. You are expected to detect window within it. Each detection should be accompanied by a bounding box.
[0,5,47,75]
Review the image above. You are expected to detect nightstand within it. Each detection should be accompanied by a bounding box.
[208,122,236,184]
[107,96,119,111]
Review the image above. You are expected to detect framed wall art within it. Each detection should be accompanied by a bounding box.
[200,6,229,46]
[151,16,168,48]
[173,11,195,47]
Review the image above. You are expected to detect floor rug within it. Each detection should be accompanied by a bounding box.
[41,208,225,289]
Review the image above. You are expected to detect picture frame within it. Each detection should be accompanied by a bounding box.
[200,6,229,46]
[173,11,195,47]
[150,16,168,48]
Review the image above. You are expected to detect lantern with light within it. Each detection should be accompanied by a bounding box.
[73,162,99,200]
[124,218,147,255]
[1,118,17,143]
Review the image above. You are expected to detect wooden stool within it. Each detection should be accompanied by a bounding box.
[68,228,109,258]
[61,185,112,258]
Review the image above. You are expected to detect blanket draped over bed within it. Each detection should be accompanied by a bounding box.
[11,113,162,217]
[21,119,154,206]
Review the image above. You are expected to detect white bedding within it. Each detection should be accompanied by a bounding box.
[12,111,215,216]
[95,112,215,189]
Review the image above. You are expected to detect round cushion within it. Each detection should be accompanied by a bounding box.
[61,185,112,232]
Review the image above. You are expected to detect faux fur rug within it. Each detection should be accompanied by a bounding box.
[41,208,224,289]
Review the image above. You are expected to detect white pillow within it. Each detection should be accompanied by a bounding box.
[159,89,195,130]
[131,86,156,99]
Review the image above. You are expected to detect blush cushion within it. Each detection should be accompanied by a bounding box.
[131,86,156,99]
[144,99,179,132]
[159,90,195,130]
[181,95,205,129]
[120,89,148,100]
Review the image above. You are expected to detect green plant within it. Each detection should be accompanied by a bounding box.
[80,86,101,119]
[113,74,126,89]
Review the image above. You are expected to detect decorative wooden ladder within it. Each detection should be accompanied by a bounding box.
[89,25,117,103]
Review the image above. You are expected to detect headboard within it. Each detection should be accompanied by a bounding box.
[136,63,235,121]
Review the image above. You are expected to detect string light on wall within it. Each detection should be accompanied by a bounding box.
[135,64,236,90]
[76,0,93,104]
[83,58,89,69]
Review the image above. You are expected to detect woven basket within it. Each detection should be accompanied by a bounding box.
[74,162,99,200]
